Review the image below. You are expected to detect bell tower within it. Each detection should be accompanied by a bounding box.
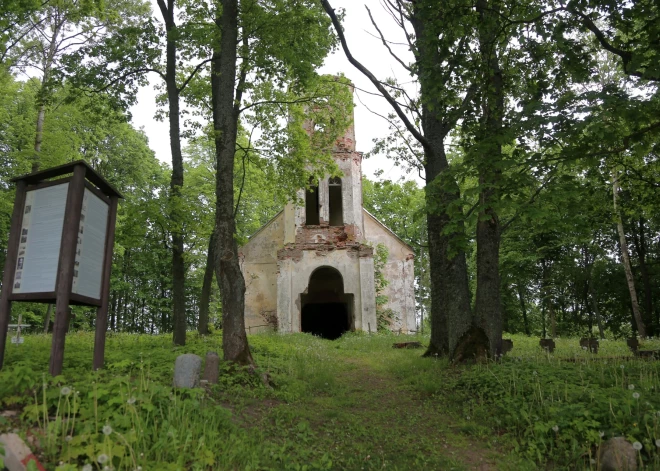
[277,84,378,335]
[283,83,365,243]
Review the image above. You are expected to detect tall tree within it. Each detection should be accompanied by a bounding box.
[64,0,217,345]
[155,0,187,346]
[470,0,504,355]
[612,169,646,338]
[209,0,348,364]
[13,0,148,171]
[322,0,476,358]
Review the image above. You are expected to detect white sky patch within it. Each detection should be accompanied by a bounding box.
[129,0,423,185]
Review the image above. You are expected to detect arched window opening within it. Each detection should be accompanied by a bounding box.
[305,180,319,225]
[328,177,343,226]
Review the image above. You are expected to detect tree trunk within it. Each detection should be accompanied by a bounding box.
[540,259,548,338]
[409,3,473,359]
[160,286,167,332]
[474,0,504,356]
[540,259,555,337]
[549,303,556,338]
[588,281,605,339]
[581,252,591,335]
[541,303,546,338]
[423,165,473,357]
[198,230,216,335]
[32,103,46,172]
[612,170,646,338]
[631,217,653,336]
[31,13,62,173]
[157,0,187,346]
[211,0,254,365]
[110,293,118,331]
[110,293,117,332]
[516,283,530,335]
[585,289,593,334]
[43,304,53,333]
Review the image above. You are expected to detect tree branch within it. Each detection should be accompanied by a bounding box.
[177,58,212,93]
[365,5,412,73]
[90,67,166,93]
[321,0,431,152]
[567,7,656,81]
[500,172,557,233]
[233,33,249,117]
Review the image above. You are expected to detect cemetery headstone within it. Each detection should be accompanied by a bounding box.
[173,354,202,388]
[627,337,639,353]
[635,350,659,360]
[579,338,599,354]
[202,351,220,384]
[539,339,555,353]
[392,342,423,349]
[598,437,637,471]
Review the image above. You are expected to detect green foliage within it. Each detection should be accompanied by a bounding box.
[248,74,355,202]
[382,334,660,468]
[372,243,395,331]
[0,0,41,64]
[5,332,660,469]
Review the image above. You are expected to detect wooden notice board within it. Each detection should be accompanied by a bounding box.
[0,161,122,375]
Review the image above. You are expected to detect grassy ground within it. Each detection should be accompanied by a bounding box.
[1,331,660,470]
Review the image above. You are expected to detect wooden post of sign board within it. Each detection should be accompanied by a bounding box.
[0,180,27,370]
[93,195,118,370]
[49,164,86,376]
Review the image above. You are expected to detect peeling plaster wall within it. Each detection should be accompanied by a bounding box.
[242,208,416,335]
[276,246,377,333]
[363,210,417,333]
[239,212,285,332]
[335,153,364,237]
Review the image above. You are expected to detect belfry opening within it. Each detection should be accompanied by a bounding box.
[301,266,353,340]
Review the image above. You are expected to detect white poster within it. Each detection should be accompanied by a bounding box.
[13,183,69,294]
[72,189,108,300]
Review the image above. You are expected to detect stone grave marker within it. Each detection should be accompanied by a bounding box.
[539,339,555,353]
[202,351,220,384]
[173,353,202,388]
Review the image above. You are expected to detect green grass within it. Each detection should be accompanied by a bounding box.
[1,331,660,470]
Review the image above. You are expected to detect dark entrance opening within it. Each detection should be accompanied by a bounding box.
[301,267,353,340]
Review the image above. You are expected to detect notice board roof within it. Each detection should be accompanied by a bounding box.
[12,160,123,198]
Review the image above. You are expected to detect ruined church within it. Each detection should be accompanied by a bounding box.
[239,89,416,339]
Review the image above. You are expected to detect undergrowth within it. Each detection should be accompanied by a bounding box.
[0,331,659,469]
[379,334,660,469]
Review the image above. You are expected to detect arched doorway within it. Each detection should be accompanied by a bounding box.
[301,266,353,339]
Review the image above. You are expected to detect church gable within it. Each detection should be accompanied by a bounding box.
[241,211,285,265]
[362,209,416,333]
[362,209,414,261]
[240,211,285,333]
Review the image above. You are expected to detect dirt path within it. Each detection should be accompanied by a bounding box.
[334,356,500,470]
[242,348,507,470]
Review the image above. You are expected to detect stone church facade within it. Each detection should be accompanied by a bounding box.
[239,94,416,338]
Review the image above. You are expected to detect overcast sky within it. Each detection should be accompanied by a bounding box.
[129,0,421,184]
